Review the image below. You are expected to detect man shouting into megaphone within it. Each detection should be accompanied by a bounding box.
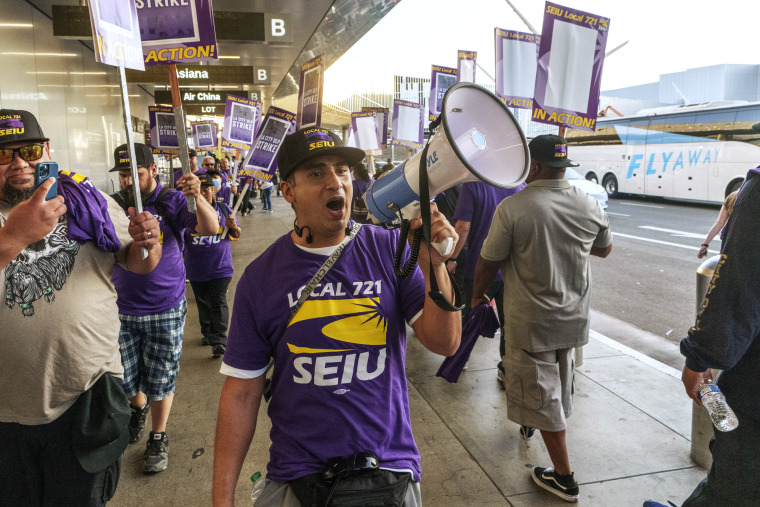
[213,126,461,506]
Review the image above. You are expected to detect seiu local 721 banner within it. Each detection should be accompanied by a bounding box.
[532,2,610,132]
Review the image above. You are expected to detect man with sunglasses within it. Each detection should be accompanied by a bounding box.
[109,142,218,474]
[0,109,161,505]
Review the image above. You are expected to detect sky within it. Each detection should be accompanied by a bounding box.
[324,0,759,102]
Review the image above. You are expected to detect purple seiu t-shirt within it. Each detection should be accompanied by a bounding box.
[453,181,525,280]
[183,203,235,282]
[224,225,426,482]
[111,184,199,315]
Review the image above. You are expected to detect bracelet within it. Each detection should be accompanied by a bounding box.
[701,243,709,248]
[446,258,457,263]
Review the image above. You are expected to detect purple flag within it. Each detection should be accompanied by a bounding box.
[58,171,121,253]
[240,106,297,183]
[351,112,382,156]
[138,0,218,66]
[297,55,325,129]
[532,2,610,132]
[192,120,217,149]
[149,105,179,154]
[222,95,262,150]
[495,28,540,109]
[87,0,144,71]
[456,50,477,83]
[428,65,457,121]
[436,304,500,383]
[391,100,424,149]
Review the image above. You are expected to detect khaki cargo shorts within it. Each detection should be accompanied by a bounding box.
[502,344,575,432]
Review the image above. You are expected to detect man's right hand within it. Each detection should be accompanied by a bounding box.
[4,177,66,248]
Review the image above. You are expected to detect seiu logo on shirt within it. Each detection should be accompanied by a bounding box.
[286,280,387,390]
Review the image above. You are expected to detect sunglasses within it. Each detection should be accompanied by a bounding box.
[0,143,45,165]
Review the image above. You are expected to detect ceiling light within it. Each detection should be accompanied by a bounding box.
[218,55,240,59]
[3,52,77,57]
[0,23,33,28]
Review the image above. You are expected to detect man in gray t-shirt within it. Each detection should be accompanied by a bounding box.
[472,135,612,503]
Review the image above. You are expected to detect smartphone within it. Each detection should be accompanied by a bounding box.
[34,161,58,201]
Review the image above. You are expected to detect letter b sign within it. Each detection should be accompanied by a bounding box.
[265,13,292,44]
[254,66,271,85]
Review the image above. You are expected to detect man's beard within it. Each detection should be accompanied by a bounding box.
[3,182,35,205]
[120,185,151,208]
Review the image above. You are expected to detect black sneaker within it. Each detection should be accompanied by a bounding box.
[144,432,169,474]
[520,425,535,441]
[212,344,226,358]
[531,466,579,503]
[128,403,150,444]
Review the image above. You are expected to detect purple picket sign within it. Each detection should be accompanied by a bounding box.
[531,2,610,132]
[240,106,297,182]
[297,55,325,129]
[495,28,540,110]
[362,107,389,147]
[149,105,179,153]
[138,0,218,66]
[351,112,382,156]
[192,120,217,149]
[87,0,144,70]
[428,65,457,121]
[456,50,477,83]
[391,100,424,149]
[222,95,262,151]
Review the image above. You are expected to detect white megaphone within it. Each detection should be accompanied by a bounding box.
[363,83,530,256]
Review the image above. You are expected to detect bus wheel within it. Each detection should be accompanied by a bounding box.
[585,172,598,184]
[726,179,743,197]
[602,174,619,197]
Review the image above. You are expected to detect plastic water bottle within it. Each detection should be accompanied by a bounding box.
[251,471,265,504]
[698,378,739,432]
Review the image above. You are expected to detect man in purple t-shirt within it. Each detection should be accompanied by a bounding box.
[184,171,240,358]
[213,127,462,506]
[109,143,219,474]
[447,180,525,382]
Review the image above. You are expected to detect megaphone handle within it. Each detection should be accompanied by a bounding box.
[431,237,454,258]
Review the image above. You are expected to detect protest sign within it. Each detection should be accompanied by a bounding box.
[240,107,297,183]
[362,107,389,147]
[297,55,325,129]
[495,28,540,109]
[532,2,610,132]
[149,105,179,154]
[136,0,218,66]
[88,0,144,71]
[457,50,477,83]
[352,112,383,156]
[391,100,424,149]
[222,95,262,150]
[428,65,457,121]
[192,120,217,149]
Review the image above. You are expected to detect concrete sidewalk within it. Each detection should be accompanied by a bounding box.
[110,196,706,506]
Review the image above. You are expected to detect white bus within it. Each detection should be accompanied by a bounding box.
[566,101,760,203]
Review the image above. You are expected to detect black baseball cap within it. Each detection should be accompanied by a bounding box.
[199,170,222,186]
[0,109,49,146]
[528,134,578,168]
[277,127,365,181]
[109,143,155,172]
